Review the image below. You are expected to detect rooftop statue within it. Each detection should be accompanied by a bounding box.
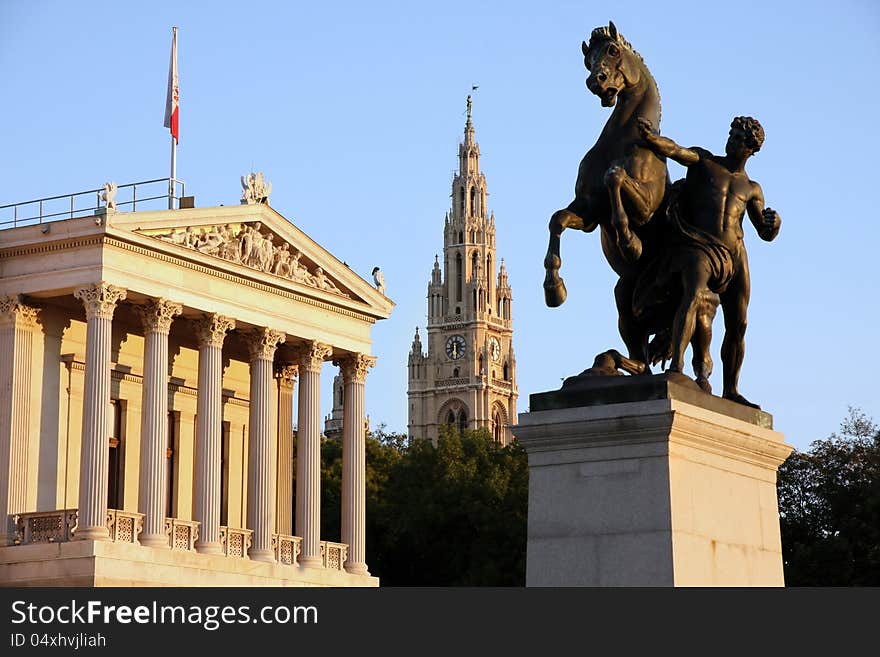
[543,22,780,407]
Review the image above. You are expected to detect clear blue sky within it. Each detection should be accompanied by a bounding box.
[2,0,878,452]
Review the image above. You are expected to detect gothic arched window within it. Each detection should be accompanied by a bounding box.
[493,411,503,443]
[503,361,510,381]
[456,253,463,302]
[487,255,492,300]
[458,410,468,434]
[447,411,456,426]
[470,187,476,215]
[459,189,465,217]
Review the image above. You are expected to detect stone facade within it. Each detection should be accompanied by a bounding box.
[0,198,392,587]
[407,98,518,445]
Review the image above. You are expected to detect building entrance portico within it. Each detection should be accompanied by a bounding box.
[0,191,392,586]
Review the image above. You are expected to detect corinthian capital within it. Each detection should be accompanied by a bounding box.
[245,327,286,361]
[274,362,299,386]
[194,313,236,348]
[293,340,333,373]
[0,295,40,329]
[138,298,183,335]
[74,282,127,320]
[336,353,377,384]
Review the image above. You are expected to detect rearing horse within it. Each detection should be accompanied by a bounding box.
[543,21,668,370]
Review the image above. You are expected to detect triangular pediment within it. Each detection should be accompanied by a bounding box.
[109,204,392,318]
[139,220,352,297]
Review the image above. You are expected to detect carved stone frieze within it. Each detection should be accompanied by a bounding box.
[336,353,377,384]
[145,222,348,297]
[138,298,183,334]
[73,283,127,320]
[193,313,236,349]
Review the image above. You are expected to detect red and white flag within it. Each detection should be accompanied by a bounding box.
[163,27,179,143]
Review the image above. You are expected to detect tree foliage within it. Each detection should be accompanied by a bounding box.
[777,407,880,586]
[319,424,528,586]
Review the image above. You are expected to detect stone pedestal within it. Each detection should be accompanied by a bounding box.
[513,374,793,587]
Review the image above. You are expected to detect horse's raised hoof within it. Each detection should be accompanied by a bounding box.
[544,277,567,307]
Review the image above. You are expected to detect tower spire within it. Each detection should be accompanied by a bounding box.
[464,94,475,147]
[408,91,517,446]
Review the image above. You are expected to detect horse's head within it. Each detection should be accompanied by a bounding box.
[582,21,643,107]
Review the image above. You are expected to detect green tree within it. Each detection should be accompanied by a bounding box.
[777,407,880,586]
[316,424,527,585]
[376,426,528,586]
[319,425,405,557]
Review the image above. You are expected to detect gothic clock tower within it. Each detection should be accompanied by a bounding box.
[407,96,517,445]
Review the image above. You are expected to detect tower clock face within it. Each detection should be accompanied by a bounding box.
[445,335,466,360]
[489,337,501,362]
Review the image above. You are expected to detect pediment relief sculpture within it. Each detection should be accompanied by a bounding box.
[143,222,349,298]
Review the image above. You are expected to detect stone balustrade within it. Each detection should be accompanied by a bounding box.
[272,533,303,565]
[321,541,348,571]
[14,509,78,545]
[220,526,253,558]
[491,377,512,391]
[106,509,144,544]
[165,518,200,551]
[436,377,469,388]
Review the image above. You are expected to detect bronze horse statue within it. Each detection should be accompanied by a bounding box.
[543,22,669,372]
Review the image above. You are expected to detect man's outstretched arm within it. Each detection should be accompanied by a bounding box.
[637,117,700,166]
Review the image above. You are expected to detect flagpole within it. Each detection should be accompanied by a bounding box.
[169,132,176,209]
[166,26,178,209]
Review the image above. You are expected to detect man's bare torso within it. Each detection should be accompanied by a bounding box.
[681,148,757,248]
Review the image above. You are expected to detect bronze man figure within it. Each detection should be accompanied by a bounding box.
[635,116,781,407]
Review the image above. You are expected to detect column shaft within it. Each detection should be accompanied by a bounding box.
[275,365,297,536]
[246,328,285,562]
[339,354,375,575]
[74,283,126,541]
[296,341,332,568]
[0,297,38,545]
[137,300,181,548]
[193,314,234,554]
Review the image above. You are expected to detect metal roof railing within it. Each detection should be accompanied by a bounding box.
[0,177,186,229]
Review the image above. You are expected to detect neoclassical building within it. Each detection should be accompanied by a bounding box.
[407,97,518,445]
[0,179,392,586]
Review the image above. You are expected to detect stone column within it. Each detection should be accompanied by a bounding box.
[294,340,332,568]
[73,282,127,540]
[244,328,285,562]
[337,353,376,575]
[274,363,297,536]
[0,296,39,545]
[193,313,235,554]
[136,299,182,548]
